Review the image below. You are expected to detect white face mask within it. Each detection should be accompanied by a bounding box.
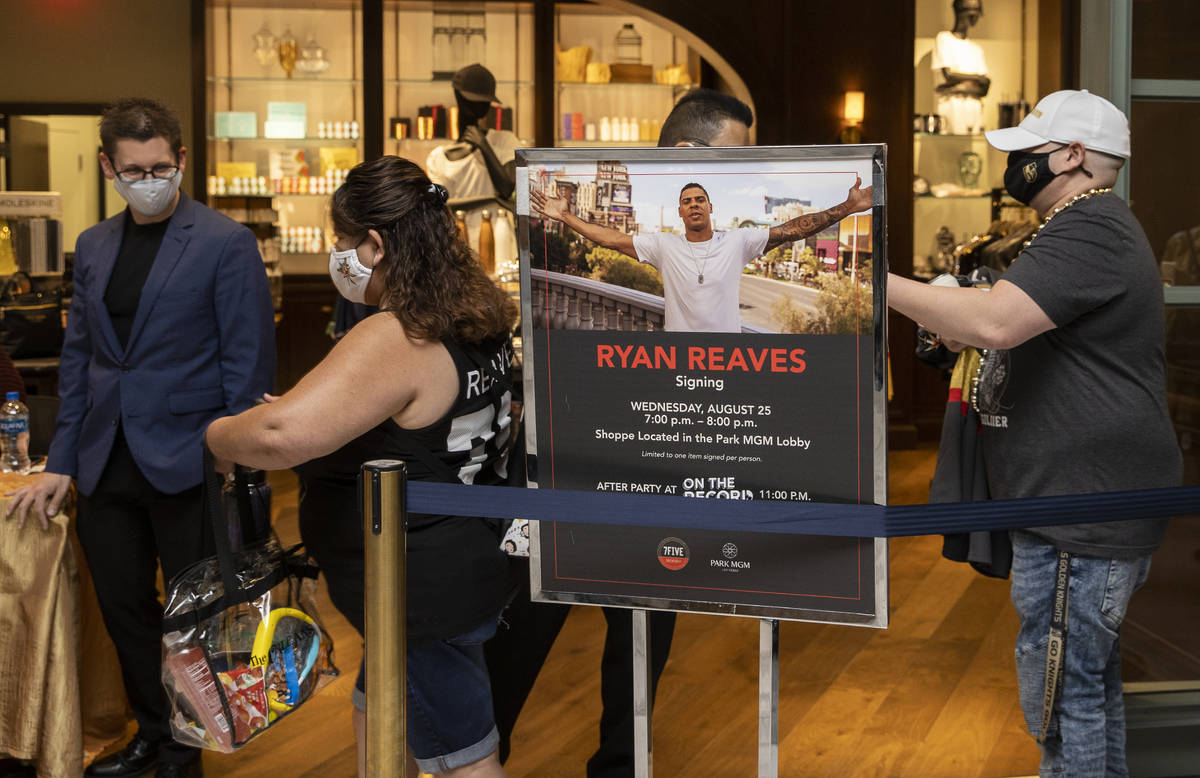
[329,242,373,303]
[113,169,182,217]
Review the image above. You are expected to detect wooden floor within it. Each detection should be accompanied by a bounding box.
[86,446,1038,777]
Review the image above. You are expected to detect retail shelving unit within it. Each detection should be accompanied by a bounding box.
[204,1,365,275]
[912,0,1038,279]
[553,5,695,147]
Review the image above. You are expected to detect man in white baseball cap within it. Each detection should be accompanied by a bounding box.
[888,89,1182,776]
[986,88,1131,158]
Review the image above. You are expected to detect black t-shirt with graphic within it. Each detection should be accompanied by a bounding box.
[977,192,1182,558]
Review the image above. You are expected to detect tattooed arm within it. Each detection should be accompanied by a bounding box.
[530,186,637,258]
[764,175,873,252]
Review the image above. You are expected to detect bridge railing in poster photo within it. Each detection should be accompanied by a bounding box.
[516,144,888,626]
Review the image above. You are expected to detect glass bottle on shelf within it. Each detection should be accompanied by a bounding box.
[450,18,468,69]
[297,34,331,75]
[479,210,495,274]
[253,23,277,69]
[455,210,468,243]
[467,14,486,64]
[615,23,642,64]
[433,14,451,74]
[494,209,516,269]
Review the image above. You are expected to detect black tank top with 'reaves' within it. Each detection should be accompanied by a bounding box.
[295,334,517,640]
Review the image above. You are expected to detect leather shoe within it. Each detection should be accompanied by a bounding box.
[155,761,202,778]
[84,734,158,777]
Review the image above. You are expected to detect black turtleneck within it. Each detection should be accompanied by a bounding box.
[104,212,169,350]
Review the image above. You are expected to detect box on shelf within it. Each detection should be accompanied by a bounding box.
[217,162,258,181]
[417,105,449,139]
[264,102,307,139]
[486,106,514,132]
[318,147,359,176]
[609,64,653,83]
[389,117,412,140]
[214,112,257,138]
[268,149,309,179]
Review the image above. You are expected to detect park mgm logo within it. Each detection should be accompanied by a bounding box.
[712,541,751,572]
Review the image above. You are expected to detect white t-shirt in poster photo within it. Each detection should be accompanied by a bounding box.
[632,227,769,332]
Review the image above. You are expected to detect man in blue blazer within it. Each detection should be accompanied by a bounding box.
[7,98,275,778]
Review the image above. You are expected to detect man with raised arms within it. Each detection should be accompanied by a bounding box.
[530,177,872,332]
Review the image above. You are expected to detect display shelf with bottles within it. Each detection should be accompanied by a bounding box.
[204,2,363,274]
[911,132,1031,278]
[554,6,696,146]
[380,2,700,157]
[383,1,534,165]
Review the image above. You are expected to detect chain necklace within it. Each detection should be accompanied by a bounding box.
[970,348,989,414]
[1022,187,1113,249]
[685,234,713,284]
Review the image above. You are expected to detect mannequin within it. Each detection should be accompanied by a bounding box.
[426,63,518,258]
[932,0,990,134]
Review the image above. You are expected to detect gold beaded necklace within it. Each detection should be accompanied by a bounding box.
[1022,187,1113,249]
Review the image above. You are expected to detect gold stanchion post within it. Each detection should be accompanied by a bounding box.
[362,459,408,776]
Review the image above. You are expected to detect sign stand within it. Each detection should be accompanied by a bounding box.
[630,613,780,776]
[759,619,780,777]
[633,608,653,778]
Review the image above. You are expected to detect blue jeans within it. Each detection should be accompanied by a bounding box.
[1010,532,1151,777]
[352,617,501,774]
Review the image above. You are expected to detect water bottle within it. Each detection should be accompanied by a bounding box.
[223,466,272,551]
[0,392,31,474]
[615,23,643,64]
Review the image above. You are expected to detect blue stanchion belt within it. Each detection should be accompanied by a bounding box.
[405,483,1200,537]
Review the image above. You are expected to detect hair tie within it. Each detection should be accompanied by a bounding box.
[427,183,448,204]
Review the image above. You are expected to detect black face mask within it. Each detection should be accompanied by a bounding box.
[1003,145,1093,205]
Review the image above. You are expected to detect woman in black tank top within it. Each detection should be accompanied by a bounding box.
[208,156,519,777]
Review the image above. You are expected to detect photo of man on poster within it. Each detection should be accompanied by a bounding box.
[529,174,873,332]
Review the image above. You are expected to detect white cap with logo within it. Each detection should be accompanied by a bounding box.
[985,89,1130,159]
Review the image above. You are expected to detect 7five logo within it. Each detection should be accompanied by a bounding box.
[657,537,690,571]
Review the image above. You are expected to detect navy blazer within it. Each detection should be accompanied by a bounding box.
[46,193,276,496]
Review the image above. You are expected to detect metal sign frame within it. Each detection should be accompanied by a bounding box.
[516,144,889,629]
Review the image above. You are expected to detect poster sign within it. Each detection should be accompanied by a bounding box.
[516,145,888,626]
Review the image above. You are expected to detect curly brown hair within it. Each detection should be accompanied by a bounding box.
[330,156,517,343]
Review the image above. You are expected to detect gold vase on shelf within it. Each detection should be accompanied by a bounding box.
[277,28,298,78]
